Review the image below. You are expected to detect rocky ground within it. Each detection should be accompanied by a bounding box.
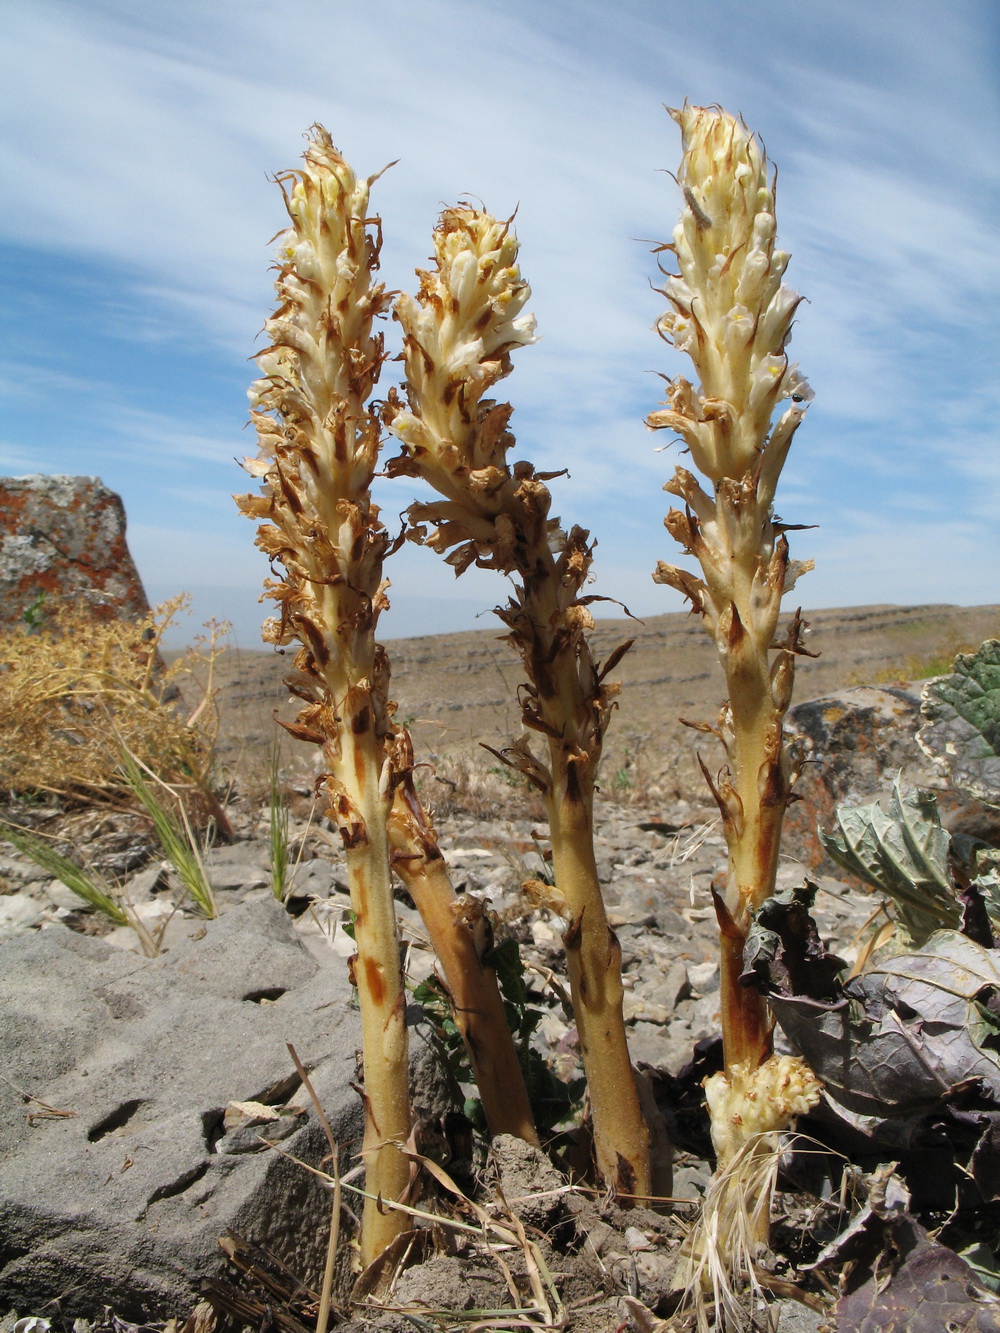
[2,603,999,1330]
[0,777,868,1332]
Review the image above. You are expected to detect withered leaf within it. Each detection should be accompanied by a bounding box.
[748,909,1000,1119]
[835,1223,1000,1331]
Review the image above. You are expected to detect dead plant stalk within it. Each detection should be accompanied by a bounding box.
[385,207,653,1198]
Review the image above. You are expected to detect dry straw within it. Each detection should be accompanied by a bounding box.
[0,595,221,820]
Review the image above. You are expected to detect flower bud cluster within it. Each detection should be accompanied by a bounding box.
[704,1054,821,1167]
[649,105,811,489]
[385,207,538,571]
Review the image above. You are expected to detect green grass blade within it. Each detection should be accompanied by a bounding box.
[268,742,290,900]
[0,820,130,926]
[117,749,218,918]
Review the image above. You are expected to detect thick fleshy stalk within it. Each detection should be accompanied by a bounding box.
[388,733,538,1145]
[236,126,409,1265]
[647,108,820,1199]
[386,207,657,1200]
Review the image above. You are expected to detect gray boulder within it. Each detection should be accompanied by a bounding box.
[783,682,999,876]
[0,898,362,1320]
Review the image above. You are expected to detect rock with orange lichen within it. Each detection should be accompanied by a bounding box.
[0,474,149,626]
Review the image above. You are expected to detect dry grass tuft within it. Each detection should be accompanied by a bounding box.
[415,751,547,823]
[0,595,224,822]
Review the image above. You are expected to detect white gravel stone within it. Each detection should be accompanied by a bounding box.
[0,894,44,939]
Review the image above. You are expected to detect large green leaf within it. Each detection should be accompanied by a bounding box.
[920,639,1000,806]
[819,777,960,944]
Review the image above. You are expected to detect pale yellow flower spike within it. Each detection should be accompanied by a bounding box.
[239,126,410,1268]
[388,206,537,560]
[648,106,820,1271]
[649,105,812,493]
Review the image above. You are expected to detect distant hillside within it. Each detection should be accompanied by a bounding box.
[206,603,999,797]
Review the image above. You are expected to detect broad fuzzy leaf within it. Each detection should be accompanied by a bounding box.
[820,778,959,944]
[920,639,1000,807]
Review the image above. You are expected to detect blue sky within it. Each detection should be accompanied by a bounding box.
[2,0,998,646]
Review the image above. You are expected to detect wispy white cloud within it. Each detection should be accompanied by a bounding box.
[1,0,996,642]
[106,407,242,467]
[0,362,99,403]
[0,440,49,473]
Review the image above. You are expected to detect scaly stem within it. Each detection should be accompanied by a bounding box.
[321,669,410,1265]
[237,126,410,1264]
[388,738,538,1145]
[386,207,654,1198]
[549,781,650,1196]
[521,535,651,1197]
[647,107,821,1208]
[648,107,813,1082]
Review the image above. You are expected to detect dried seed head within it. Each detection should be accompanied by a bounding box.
[649,106,811,485]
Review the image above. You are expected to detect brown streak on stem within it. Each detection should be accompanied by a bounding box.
[298,616,331,669]
[719,927,771,1073]
[363,956,386,1009]
[563,912,583,951]
[726,600,747,649]
[616,1154,637,1199]
[697,752,735,838]
[352,704,371,734]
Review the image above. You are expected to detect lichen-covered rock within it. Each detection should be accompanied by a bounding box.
[784,684,1000,875]
[783,686,937,873]
[0,474,149,626]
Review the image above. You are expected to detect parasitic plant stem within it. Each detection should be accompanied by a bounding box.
[388,733,539,1144]
[386,208,656,1200]
[236,126,410,1265]
[647,107,820,1215]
